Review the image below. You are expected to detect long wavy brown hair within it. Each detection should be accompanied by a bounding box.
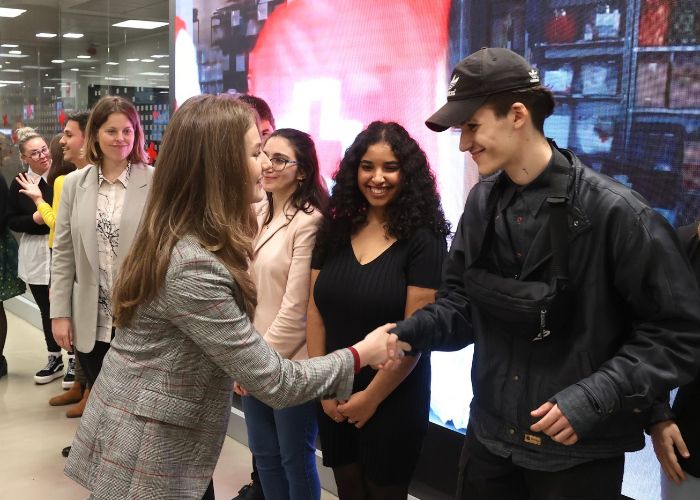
[113,94,258,326]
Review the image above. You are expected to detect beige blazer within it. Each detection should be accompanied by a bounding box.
[252,201,323,361]
[64,235,354,499]
[50,163,154,353]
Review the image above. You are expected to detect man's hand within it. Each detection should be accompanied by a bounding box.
[337,390,379,429]
[376,331,413,370]
[321,399,346,424]
[353,323,412,369]
[52,317,73,351]
[530,401,579,445]
[651,420,689,485]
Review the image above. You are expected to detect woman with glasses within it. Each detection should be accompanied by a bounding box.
[238,128,328,500]
[50,96,153,405]
[7,127,59,384]
[308,122,450,499]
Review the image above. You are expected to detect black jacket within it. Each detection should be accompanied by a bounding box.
[668,222,700,477]
[394,146,700,460]
[6,175,52,235]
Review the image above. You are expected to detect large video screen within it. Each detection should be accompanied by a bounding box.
[174,1,700,498]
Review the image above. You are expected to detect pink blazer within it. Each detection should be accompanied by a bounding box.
[252,200,323,360]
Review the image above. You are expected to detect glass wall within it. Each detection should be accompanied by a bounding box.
[0,0,170,185]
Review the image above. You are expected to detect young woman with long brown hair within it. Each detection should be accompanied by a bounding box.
[62,94,403,500]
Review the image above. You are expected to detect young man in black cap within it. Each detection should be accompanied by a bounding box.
[383,47,700,499]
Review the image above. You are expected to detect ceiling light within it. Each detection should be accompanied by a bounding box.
[0,84,6,87]
[126,58,139,62]
[77,55,91,59]
[51,59,65,64]
[8,50,20,55]
[43,86,55,90]
[70,68,79,72]
[104,76,126,81]
[0,53,28,58]
[63,33,84,39]
[36,33,58,38]
[1,69,21,73]
[112,20,168,30]
[1,44,18,48]
[139,71,167,76]
[140,58,154,62]
[151,54,168,59]
[0,8,26,18]
[105,61,119,65]
[158,64,169,68]
[0,80,22,84]
[21,65,52,70]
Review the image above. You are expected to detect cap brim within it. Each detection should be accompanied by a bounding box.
[425,95,490,132]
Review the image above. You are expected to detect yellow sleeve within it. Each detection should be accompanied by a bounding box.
[38,175,64,231]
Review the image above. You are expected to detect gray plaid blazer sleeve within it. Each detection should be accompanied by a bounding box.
[166,236,355,405]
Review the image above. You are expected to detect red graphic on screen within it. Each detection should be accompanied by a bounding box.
[2,115,7,127]
[248,0,451,179]
[153,110,160,120]
[58,109,66,128]
[146,142,158,162]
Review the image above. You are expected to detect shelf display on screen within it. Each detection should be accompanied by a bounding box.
[173,1,700,497]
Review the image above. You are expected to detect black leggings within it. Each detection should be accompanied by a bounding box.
[202,479,215,500]
[28,284,60,353]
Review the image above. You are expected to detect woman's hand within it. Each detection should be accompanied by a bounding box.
[651,420,689,485]
[233,381,249,396]
[32,211,45,224]
[52,317,74,351]
[321,399,346,424]
[353,323,412,368]
[16,173,44,204]
[337,390,379,428]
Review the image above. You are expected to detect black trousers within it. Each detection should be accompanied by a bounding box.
[458,429,625,500]
[28,284,61,353]
[76,340,111,388]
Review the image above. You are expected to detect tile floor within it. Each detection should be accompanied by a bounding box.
[0,311,338,500]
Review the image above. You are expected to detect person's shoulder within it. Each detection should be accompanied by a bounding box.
[63,164,95,185]
[574,159,650,216]
[295,205,324,225]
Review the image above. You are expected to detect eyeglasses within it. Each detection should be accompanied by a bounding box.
[268,156,298,172]
[25,146,50,161]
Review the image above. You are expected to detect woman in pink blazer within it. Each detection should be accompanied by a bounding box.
[240,128,328,500]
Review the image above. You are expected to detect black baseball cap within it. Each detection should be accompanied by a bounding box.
[426,47,541,132]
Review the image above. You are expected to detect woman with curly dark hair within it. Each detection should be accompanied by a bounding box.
[307,121,450,499]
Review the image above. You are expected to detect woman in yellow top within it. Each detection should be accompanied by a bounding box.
[16,111,91,411]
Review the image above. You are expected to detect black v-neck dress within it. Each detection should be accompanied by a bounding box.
[312,227,446,484]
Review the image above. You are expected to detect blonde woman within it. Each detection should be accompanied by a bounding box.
[7,128,58,383]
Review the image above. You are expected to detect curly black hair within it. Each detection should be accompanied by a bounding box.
[315,121,450,260]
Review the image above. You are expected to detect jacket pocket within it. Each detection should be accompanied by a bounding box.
[133,388,206,429]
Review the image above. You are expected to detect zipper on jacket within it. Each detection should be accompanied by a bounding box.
[533,309,551,341]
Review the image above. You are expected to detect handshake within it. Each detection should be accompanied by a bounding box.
[351,323,413,370]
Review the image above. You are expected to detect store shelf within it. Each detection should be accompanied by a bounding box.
[632,108,700,117]
[535,40,625,59]
[635,45,700,53]
[554,93,622,101]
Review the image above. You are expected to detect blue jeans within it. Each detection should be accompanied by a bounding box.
[242,396,320,500]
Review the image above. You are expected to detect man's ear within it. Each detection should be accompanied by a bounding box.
[510,102,529,130]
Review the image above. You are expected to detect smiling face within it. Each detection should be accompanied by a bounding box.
[262,135,303,199]
[21,137,51,175]
[59,119,85,164]
[97,112,135,165]
[245,124,270,203]
[357,141,401,211]
[458,104,518,177]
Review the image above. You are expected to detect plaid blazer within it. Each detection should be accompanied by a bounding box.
[64,235,354,499]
